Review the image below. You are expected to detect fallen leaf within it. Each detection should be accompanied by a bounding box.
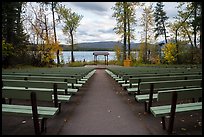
[181,119,185,122]
[198,122,202,126]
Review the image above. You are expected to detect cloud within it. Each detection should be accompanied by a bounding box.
[163,2,179,19]
[70,2,114,15]
[54,2,180,44]
[71,2,107,12]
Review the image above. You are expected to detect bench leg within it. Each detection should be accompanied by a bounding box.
[144,101,148,112]
[31,92,41,135]
[2,98,6,104]
[65,89,68,95]
[9,98,12,104]
[161,117,166,130]
[33,117,41,135]
[41,118,47,133]
[198,97,202,102]
[58,102,61,114]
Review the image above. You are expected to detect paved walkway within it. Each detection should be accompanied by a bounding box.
[58,69,155,135]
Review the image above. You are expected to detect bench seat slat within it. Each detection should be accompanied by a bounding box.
[122,83,130,87]
[135,94,158,102]
[52,95,71,102]
[67,83,83,87]
[2,104,59,118]
[127,88,138,92]
[150,102,202,117]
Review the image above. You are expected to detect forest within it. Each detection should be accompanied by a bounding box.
[2,2,202,68]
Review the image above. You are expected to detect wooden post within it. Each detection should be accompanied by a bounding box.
[64,79,68,95]
[31,92,40,135]
[167,91,177,134]
[53,83,58,108]
[41,118,47,133]
[137,79,141,95]
[148,83,154,113]
[104,55,106,65]
[107,55,108,65]
[162,117,166,130]
[53,83,60,113]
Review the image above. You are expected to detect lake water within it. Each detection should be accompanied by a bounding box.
[55,51,116,63]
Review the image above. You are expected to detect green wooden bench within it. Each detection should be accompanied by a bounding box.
[122,73,202,88]
[2,69,96,85]
[150,87,202,134]
[2,79,78,95]
[2,91,59,135]
[127,75,202,94]
[135,79,202,112]
[2,75,83,89]
[2,86,71,104]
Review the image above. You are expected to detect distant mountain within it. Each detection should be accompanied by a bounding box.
[60,41,140,51]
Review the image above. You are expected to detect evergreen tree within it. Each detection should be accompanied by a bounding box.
[2,2,28,67]
[154,2,169,43]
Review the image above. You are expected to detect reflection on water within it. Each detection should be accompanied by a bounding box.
[55,51,116,63]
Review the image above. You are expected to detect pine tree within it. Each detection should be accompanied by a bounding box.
[2,2,28,67]
[154,2,169,43]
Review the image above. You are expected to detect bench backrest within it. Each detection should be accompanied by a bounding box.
[2,75,77,83]
[2,73,83,80]
[157,87,202,102]
[139,79,202,94]
[121,72,202,81]
[2,87,53,101]
[2,79,68,90]
[129,75,202,86]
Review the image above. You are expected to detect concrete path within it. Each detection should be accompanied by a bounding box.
[58,69,153,135]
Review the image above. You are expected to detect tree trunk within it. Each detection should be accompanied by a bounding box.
[17,2,22,37]
[200,3,202,49]
[52,2,60,65]
[162,21,168,44]
[127,15,131,59]
[175,29,179,64]
[144,11,148,63]
[123,2,127,61]
[45,15,49,44]
[70,31,74,63]
[183,26,193,47]
[193,3,197,48]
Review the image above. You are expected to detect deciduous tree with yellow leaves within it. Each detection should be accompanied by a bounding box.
[162,42,177,64]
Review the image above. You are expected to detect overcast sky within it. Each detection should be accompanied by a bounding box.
[26,2,182,44]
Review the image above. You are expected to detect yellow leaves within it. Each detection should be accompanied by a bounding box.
[162,43,177,64]
[37,34,63,64]
[2,39,14,57]
[114,45,121,63]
